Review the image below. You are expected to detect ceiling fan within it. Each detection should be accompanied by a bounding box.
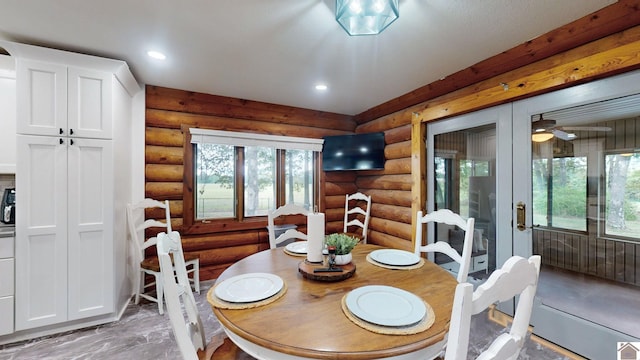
[531,115,611,142]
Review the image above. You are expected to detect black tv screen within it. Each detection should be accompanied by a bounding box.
[322,132,385,171]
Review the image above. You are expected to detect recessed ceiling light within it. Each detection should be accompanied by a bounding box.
[315,84,328,91]
[147,50,166,60]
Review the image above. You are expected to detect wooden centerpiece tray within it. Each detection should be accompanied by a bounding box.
[298,260,356,282]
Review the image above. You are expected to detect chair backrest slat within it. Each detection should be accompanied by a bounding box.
[126,198,171,262]
[157,231,206,360]
[343,192,372,244]
[415,209,475,283]
[444,255,541,360]
[267,203,310,249]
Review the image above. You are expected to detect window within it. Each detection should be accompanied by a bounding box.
[189,129,323,225]
[532,156,587,232]
[604,151,640,239]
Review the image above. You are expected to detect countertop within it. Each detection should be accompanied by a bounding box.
[0,223,15,238]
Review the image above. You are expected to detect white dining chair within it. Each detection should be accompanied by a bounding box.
[415,209,475,283]
[443,255,541,360]
[343,192,372,243]
[267,203,309,249]
[126,198,200,314]
[157,231,227,360]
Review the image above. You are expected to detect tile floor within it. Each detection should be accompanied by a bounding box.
[0,280,571,360]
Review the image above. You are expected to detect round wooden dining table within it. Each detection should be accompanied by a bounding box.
[209,243,457,360]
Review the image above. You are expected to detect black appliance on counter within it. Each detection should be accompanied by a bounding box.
[1,188,15,224]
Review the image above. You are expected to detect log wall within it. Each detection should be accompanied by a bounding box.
[145,86,355,279]
[143,2,640,280]
[349,4,640,264]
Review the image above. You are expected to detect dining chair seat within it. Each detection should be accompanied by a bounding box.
[140,252,200,273]
[126,198,200,315]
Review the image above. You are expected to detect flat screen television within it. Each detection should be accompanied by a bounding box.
[322,132,385,171]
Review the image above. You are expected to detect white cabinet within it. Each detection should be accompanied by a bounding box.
[14,55,115,331]
[0,55,16,174]
[0,235,14,336]
[16,59,112,139]
[15,134,113,330]
[0,40,139,341]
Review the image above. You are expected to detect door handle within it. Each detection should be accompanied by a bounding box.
[516,201,526,231]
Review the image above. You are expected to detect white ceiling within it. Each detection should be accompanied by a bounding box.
[0,0,615,116]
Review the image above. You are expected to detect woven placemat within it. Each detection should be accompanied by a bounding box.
[283,248,306,257]
[366,253,425,270]
[341,294,435,335]
[207,281,288,310]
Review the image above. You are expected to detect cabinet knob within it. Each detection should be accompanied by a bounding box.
[70,139,74,146]
[59,138,64,145]
[70,128,74,135]
[59,128,64,135]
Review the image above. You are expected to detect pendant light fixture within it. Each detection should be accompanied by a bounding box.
[336,0,399,36]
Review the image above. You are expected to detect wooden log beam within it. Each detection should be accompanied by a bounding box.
[326,221,343,234]
[385,140,411,160]
[200,264,230,281]
[181,231,263,251]
[379,158,411,175]
[355,0,640,123]
[145,182,183,200]
[369,230,412,251]
[145,164,184,182]
[414,27,640,123]
[325,194,346,209]
[356,174,412,191]
[147,109,351,138]
[146,127,184,147]
[192,244,260,267]
[146,145,183,165]
[325,207,344,223]
[324,171,356,183]
[370,203,413,225]
[146,85,355,132]
[324,181,358,196]
[369,217,412,240]
[358,111,412,134]
[367,189,412,207]
[383,124,411,144]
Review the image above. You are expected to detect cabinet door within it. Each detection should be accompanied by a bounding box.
[67,68,112,139]
[0,60,16,173]
[67,138,114,320]
[15,135,68,330]
[16,59,67,136]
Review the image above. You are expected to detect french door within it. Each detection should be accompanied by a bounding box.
[426,104,513,283]
[428,70,640,360]
[513,71,640,360]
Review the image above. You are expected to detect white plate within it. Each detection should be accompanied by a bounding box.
[214,273,284,303]
[369,249,421,266]
[346,285,426,327]
[285,241,307,254]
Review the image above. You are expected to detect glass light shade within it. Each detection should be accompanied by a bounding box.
[531,132,554,142]
[336,0,399,36]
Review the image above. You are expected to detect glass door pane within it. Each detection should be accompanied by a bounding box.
[513,73,640,359]
[433,124,496,276]
[428,104,512,284]
[531,103,640,339]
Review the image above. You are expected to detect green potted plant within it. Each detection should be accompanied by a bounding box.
[325,233,359,265]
